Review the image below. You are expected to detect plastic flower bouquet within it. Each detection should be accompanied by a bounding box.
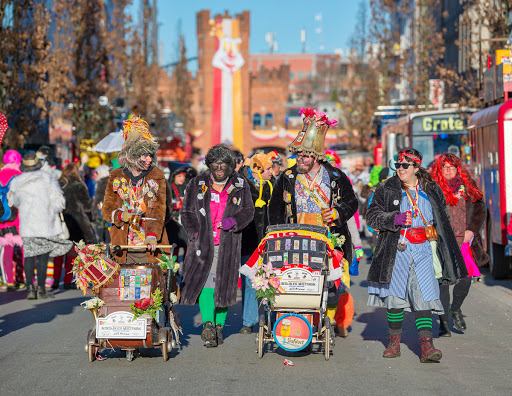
[252,262,281,307]
[131,289,163,321]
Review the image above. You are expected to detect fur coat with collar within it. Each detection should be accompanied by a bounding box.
[268,162,358,263]
[366,175,467,284]
[180,170,254,307]
[59,176,96,244]
[9,170,65,238]
[101,166,170,263]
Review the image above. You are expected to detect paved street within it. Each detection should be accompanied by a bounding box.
[1,243,512,396]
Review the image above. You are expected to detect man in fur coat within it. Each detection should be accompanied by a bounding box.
[101,116,170,263]
[180,145,254,347]
[269,108,358,327]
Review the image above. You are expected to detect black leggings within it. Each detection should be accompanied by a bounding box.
[439,277,471,320]
[24,253,50,288]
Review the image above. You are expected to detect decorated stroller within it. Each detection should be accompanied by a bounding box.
[240,224,346,360]
[76,243,181,362]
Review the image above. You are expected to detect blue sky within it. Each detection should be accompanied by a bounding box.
[155,0,364,68]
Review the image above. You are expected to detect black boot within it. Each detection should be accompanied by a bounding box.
[438,319,451,337]
[26,285,37,300]
[37,286,54,299]
[449,307,466,331]
[201,321,217,347]
[216,324,224,345]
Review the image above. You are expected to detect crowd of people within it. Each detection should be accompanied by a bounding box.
[0,110,491,363]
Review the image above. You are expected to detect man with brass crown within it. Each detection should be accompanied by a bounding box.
[269,108,358,326]
[101,116,170,263]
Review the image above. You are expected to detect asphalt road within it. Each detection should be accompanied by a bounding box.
[1,242,512,396]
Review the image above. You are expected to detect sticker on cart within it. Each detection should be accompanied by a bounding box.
[283,252,288,265]
[273,314,312,352]
[269,255,282,262]
[275,240,281,251]
[276,264,321,294]
[311,256,323,264]
[285,239,291,250]
[302,253,309,264]
[293,240,300,250]
[96,311,147,339]
[302,240,308,250]
[311,240,317,251]
[292,253,300,264]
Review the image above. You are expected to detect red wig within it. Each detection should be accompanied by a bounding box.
[431,153,483,205]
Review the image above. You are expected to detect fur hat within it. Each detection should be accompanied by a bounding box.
[3,150,22,166]
[288,108,338,160]
[20,151,43,172]
[118,115,158,170]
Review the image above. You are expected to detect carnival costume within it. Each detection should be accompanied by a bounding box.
[366,149,467,362]
[101,116,170,263]
[267,108,358,325]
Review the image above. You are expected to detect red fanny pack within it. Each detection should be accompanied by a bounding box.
[401,227,427,244]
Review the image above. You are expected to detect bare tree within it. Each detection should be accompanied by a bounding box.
[173,35,195,134]
[0,0,51,148]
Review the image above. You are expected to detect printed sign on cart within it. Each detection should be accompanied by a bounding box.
[96,311,147,339]
[276,264,321,294]
[273,314,312,352]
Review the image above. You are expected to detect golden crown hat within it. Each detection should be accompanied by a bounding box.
[122,115,155,142]
[288,108,338,161]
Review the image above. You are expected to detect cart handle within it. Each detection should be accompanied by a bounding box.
[112,244,174,251]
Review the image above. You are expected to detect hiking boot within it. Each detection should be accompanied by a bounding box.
[420,336,442,363]
[239,325,253,334]
[438,319,451,337]
[27,285,37,300]
[37,286,54,299]
[449,307,466,331]
[335,326,348,337]
[383,333,401,358]
[216,324,224,345]
[201,321,217,348]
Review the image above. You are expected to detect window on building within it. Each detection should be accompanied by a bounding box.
[306,71,312,80]
[290,71,295,79]
[339,64,348,77]
[264,113,274,127]
[253,113,262,129]
[298,71,303,80]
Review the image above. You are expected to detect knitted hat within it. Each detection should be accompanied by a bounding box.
[122,115,154,143]
[248,151,278,173]
[288,108,338,160]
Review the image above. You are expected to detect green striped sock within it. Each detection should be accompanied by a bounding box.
[415,318,433,330]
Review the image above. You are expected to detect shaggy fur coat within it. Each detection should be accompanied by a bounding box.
[59,175,96,244]
[268,162,358,264]
[9,170,65,238]
[180,170,254,307]
[366,175,467,284]
[101,167,170,263]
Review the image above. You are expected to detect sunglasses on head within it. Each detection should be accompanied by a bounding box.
[395,162,414,169]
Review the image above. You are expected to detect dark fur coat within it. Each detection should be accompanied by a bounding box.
[366,175,467,284]
[180,171,254,307]
[59,176,96,244]
[268,162,358,263]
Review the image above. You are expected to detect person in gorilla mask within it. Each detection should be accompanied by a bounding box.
[179,145,254,348]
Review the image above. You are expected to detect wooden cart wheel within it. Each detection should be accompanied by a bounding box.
[88,344,95,362]
[324,326,331,361]
[257,324,265,358]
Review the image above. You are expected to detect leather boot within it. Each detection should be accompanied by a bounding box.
[335,326,348,337]
[438,319,451,337]
[216,324,224,345]
[201,321,217,348]
[420,336,442,363]
[26,285,37,300]
[383,333,401,358]
[37,286,54,299]
[449,307,466,331]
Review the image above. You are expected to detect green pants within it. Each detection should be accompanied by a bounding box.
[198,287,228,326]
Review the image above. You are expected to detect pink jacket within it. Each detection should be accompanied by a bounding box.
[0,164,22,231]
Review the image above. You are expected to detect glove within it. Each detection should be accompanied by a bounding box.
[121,209,132,223]
[220,217,236,231]
[394,211,411,226]
[355,246,364,261]
[144,235,157,249]
[349,257,359,276]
